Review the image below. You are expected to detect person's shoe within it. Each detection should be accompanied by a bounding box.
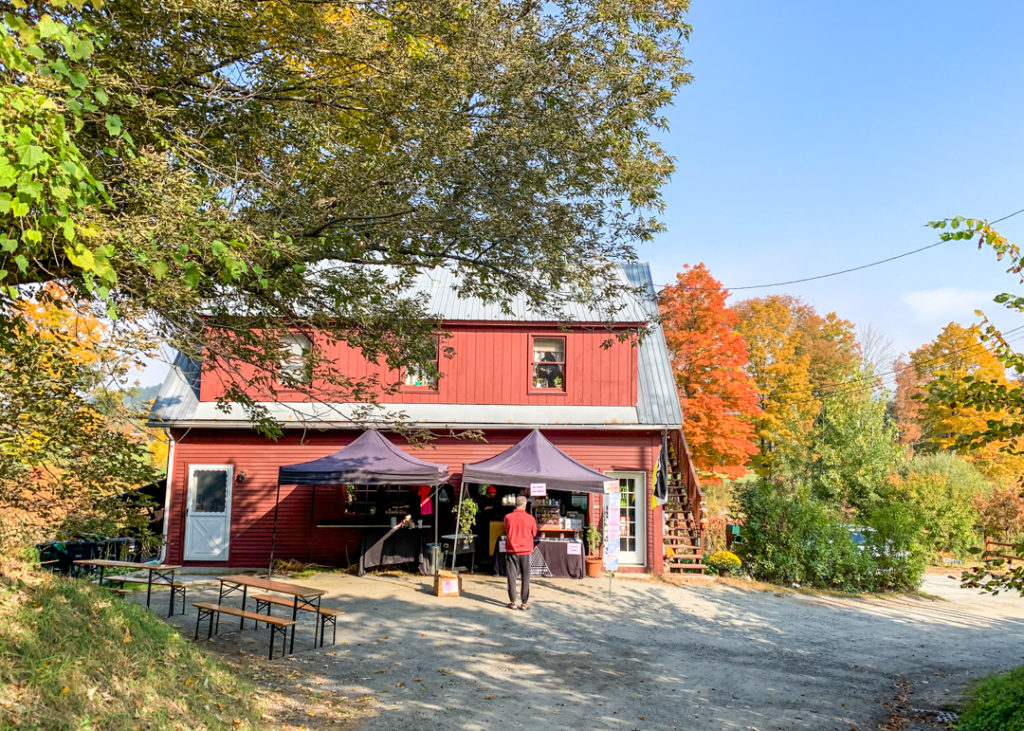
[507,602,518,609]
[520,603,530,610]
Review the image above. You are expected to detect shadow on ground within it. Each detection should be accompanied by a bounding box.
[149,572,1024,731]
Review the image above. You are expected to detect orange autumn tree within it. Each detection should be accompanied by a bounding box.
[660,264,759,481]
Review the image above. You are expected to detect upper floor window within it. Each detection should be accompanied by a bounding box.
[531,336,565,391]
[279,332,312,385]
[403,336,439,389]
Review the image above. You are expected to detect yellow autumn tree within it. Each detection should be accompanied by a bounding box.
[899,322,1024,481]
[735,296,861,477]
[0,286,161,549]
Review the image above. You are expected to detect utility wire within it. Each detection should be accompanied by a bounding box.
[659,206,1024,293]
[764,326,1024,408]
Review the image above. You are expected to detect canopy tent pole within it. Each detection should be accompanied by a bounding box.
[306,484,317,564]
[434,484,439,581]
[268,479,282,579]
[451,482,464,573]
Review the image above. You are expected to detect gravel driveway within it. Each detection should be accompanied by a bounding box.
[164,570,1024,730]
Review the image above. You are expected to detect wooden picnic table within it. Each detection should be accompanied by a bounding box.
[216,574,325,654]
[73,560,182,617]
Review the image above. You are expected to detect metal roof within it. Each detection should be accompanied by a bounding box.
[149,263,683,429]
[621,262,683,427]
[406,265,649,323]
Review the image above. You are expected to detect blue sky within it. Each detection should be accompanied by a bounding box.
[645,1,1024,365]
[137,2,1024,387]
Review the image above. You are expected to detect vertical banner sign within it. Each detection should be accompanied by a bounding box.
[530,482,547,497]
[603,481,620,571]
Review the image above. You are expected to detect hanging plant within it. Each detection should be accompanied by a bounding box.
[454,497,478,537]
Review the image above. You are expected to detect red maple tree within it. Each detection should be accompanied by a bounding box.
[660,264,760,481]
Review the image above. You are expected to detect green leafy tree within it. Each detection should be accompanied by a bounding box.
[1,0,694,432]
[806,381,903,514]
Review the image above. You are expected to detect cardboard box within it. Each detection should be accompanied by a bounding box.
[434,570,462,597]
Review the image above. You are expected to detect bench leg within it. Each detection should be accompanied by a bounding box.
[208,608,216,639]
[194,609,202,641]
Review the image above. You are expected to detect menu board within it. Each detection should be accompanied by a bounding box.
[530,482,547,496]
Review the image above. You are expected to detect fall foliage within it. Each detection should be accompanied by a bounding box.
[896,321,1024,481]
[0,287,160,550]
[660,264,759,481]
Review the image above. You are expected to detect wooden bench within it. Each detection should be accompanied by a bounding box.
[104,576,187,614]
[192,602,295,660]
[250,593,343,647]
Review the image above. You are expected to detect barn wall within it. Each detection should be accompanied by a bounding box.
[198,324,639,408]
[166,428,662,571]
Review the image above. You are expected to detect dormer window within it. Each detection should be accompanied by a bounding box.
[279,332,312,385]
[403,336,439,389]
[531,336,565,391]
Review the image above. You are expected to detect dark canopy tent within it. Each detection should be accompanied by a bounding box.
[458,429,609,574]
[461,429,610,493]
[278,430,449,486]
[270,431,450,576]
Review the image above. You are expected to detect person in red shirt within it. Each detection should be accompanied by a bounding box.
[503,494,538,609]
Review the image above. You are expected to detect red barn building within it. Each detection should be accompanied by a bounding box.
[148,263,704,575]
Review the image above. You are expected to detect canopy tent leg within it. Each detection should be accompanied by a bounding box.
[451,483,464,573]
[306,484,316,564]
[434,484,439,581]
[268,481,282,580]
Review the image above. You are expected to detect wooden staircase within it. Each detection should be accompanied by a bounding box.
[661,429,706,574]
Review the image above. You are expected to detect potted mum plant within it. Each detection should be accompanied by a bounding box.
[584,523,603,578]
[706,550,742,577]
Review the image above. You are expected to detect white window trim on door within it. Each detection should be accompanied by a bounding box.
[605,471,647,567]
[184,464,233,562]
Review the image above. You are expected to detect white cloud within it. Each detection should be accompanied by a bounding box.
[901,287,996,322]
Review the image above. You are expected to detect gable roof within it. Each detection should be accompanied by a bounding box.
[148,262,682,429]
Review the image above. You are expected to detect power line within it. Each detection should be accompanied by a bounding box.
[764,326,1024,408]
[659,206,1024,293]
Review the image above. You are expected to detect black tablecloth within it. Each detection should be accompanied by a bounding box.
[491,538,585,579]
[358,527,430,576]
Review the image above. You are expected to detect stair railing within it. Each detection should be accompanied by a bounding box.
[667,428,705,552]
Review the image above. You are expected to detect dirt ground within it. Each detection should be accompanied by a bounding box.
[157,569,1024,730]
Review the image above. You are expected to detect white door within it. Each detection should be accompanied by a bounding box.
[606,472,646,566]
[184,465,233,561]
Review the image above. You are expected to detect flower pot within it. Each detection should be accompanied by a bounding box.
[585,556,603,578]
[718,568,730,577]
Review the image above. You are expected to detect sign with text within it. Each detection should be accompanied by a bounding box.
[530,482,547,497]
[604,487,621,571]
[566,542,582,555]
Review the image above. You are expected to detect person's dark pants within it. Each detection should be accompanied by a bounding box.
[505,552,531,605]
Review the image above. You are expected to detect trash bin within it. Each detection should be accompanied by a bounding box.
[425,543,444,575]
[36,541,70,574]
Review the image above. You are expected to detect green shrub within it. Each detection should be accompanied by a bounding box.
[734,481,873,591]
[958,664,1024,731]
[890,454,991,557]
[864,500,929,591]
[735,480,928,592]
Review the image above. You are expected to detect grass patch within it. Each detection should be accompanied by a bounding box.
[958,665,1024,731]
[0,562,263,730]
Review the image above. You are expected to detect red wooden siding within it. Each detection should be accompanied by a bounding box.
[198,324,639,407]
[165,428,662,570]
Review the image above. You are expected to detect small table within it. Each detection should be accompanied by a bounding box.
[491,539,585,579]
[441,533,476,573]
[216,575,325,654]
[357,526,431,576]
[73,560,182,617]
